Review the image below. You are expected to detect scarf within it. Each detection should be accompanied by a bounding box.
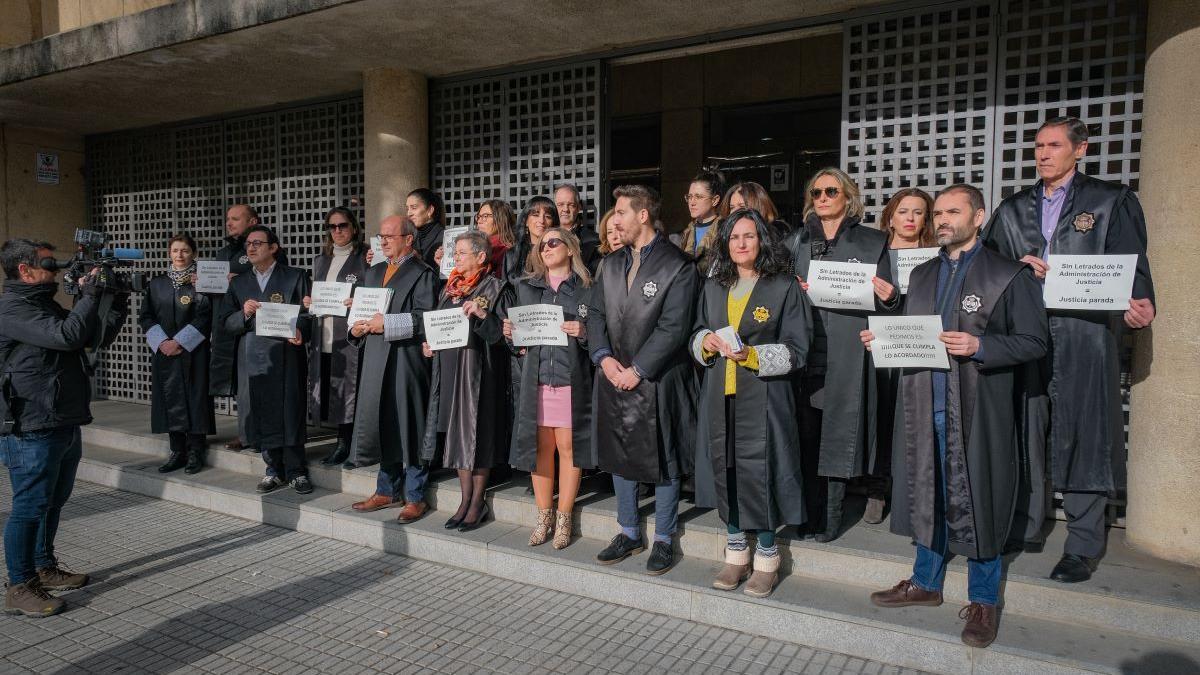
[446,264,491,299]
[167,263,196,289]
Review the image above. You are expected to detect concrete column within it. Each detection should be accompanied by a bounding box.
[1125,0,1200,567]
[362,67,428,234]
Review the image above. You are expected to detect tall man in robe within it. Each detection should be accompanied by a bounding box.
[346,216,439,524]
[587,185,699,575]
[218,225,313,494]
[983,117,1155,583]
[864,184,1048,648]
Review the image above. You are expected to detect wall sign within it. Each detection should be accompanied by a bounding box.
[36,152,59,185]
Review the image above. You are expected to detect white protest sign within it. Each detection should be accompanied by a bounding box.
[195,260,229,294]
[1043,254,1137,311]
[309,281,352,317]
[369,236,386,266]
[892,247,940,295]
[423,307,470,350]
[255,303,300,339]
[867,315,949,370]
[441,226,469,278]
[347,287,393,324]
[508,304,567,347]
[806,260,877,311]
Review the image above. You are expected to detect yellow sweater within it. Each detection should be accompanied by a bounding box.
[703,284,759,395]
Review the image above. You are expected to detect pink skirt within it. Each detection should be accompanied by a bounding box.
[537,385,573,428]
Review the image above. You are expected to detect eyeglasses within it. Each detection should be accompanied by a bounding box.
[245,240,271,249]
[684,194,715,203]
[326,222,352,231]
[474,212,494,222]
[810,187,841,200]
[538,238,565,252]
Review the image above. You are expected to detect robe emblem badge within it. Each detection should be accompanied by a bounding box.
[961,294,982,314]
[239,255,249,265]
[752,306,770,323]
[577,304,588,319]
[270,292,284,303]
[474,295,489,311]
[345,274,357,284]
[1073,211,1096,234]
[847,257,862,264]
[179,295,192,306]
[642,281,658,298]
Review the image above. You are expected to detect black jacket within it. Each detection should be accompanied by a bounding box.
[0,282,128,433]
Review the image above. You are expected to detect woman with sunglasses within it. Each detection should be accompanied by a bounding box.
[783,168,900,543]
[301,207,369,467]
[503,196,560,281]
[504,228,595,549]
[139,232,215,474]
[474,199,517,277]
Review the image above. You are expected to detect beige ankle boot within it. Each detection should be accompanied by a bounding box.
[744,552,780,598]
[552,511,573,549]
[529,508,554,546]
[712,547,752,591]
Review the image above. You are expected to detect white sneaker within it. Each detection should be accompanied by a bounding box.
[256,476,284,493]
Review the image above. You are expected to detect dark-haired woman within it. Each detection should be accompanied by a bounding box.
[139,233,216,474]
[503,196,560,282]
[674,169,725,275]
[407,188,446,270]
[721,181,792,239]
[302,207,368,467]
[691,209,810,598]
[475,199,517,277]
[422,230,513,532]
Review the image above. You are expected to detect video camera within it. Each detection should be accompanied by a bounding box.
[41,228,148,296]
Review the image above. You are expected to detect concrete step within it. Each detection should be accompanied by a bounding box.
[73,442,1200,675]
[81,414,1200,648]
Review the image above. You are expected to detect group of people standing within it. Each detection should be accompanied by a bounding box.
[137,117,1154,648]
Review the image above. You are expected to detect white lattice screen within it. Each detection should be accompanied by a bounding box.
[86,97,365,408]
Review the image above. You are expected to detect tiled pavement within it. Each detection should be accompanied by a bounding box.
[0,477,925,675]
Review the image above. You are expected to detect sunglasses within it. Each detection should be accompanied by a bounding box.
[538,238,565,252]
[326,222,353,231]
[810,187,841,200]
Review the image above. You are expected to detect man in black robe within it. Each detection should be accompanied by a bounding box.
[346,216,439,524]
[866,184,1048,648]
[218,225,312,495]
[587,185,699,575]
[555,184,601,272]
[983,117,1155,583]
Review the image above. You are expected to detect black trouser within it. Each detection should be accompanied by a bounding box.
[1062,491,1107,559]
[168,431,205,456]
[262,446,307,482]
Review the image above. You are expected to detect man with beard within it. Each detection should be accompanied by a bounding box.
[587,185,699,575]
[983,117,1155,582]
[863,184,1048,648]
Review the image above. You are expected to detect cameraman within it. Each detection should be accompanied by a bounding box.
[0,238,128,618]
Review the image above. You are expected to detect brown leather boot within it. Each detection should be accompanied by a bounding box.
[870,579,943,608]
[960,602,999,648]
[4,578,64,618]
[743,552,780,598]
[396,501,428,523]
[712,547,751,591]
[352,494,398,512]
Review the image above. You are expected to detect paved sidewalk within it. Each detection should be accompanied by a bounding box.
[0,476,923,674]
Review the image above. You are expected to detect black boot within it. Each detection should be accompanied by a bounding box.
[159,433,187,473]
[321,439,350,466]
[815,478,846,543]
[184,434,205,474]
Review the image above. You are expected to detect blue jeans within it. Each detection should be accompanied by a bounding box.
[1,426,83,585]
[910,411,1001,605]
[613,474,680,542]
[377,464,429,503]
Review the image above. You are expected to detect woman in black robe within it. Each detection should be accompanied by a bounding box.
[502,196,559,282]
[691,209,811,598]
[421,230,513,531]
[138,233,215,474]
[504,227,595,549]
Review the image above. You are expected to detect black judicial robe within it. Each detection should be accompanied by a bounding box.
[415,222,445,271]
[421,275,513,470]
[890,248,1048,560]
[138,275,216,435]
[218,264,311,449]
[574,225,602,274]
[508,274,597,472]
[307,249,369,426]
[784,216,899,478]
[983,172,1154,493]
[348,257,438,468]
[691,275,812,531]
[208,236,290,396]
[587,238,700,483]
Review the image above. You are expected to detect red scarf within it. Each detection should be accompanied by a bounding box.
[446,264,491,299]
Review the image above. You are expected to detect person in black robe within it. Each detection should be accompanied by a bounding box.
[503,196,560,282]
[783,168,900,542]
[554,184,601,273]
[504,227,596,549]
[347,215,439,524]
[302,207,368,467]
[587,185,699,575]
[218,225,312,495]
[406,188,447,272]
[421,230,513,532]
[691,208,811,598]
[866,184,1048,649]
[982,117,1155,583]
[138,233,215,474]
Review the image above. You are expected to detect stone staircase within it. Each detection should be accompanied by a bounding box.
[75,401,1200,674]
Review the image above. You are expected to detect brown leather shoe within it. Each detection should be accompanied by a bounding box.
[224,439,244,450]
[396,501,428,524]
[870,579,944,608]
[352,494,398,512]
[959,602,999,648]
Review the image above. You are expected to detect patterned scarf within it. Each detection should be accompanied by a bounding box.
[167,263,196,289]
[446,264,491,299]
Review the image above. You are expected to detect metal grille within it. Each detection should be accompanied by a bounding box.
[432,62,602,228]
[86,97,365,407]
